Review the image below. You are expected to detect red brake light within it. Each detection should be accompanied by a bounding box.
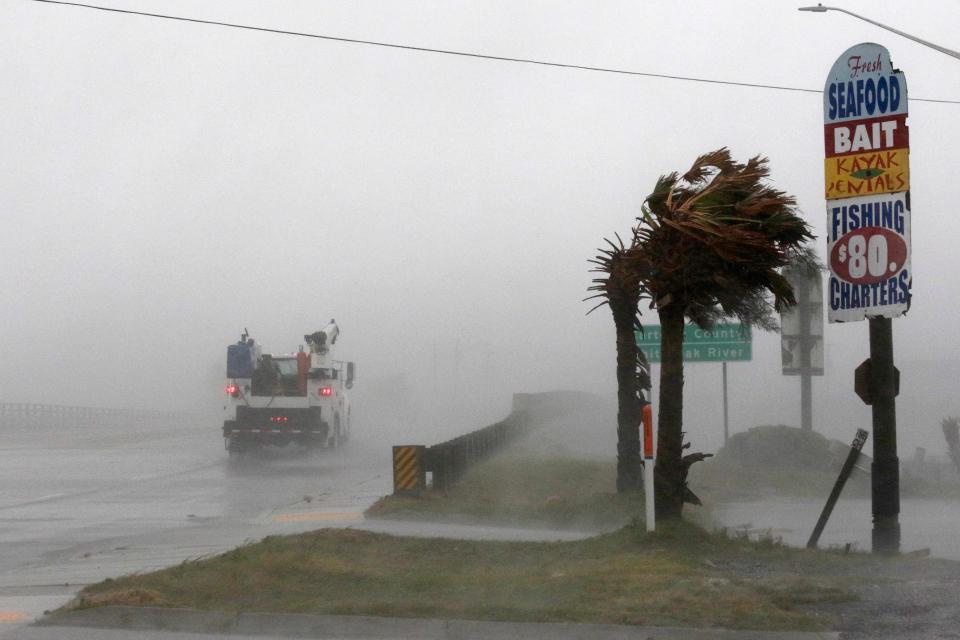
[225,384,239,395]
[270,416,289,423]
[319,387,333,397]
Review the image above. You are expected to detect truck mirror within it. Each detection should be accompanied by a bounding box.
[346,362,355,386]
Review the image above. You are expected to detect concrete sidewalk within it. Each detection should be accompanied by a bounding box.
[9,606,840,640]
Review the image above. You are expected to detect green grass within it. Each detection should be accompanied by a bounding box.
[68,451,888,631]
[366,453,644,529]
[70,522,857,631]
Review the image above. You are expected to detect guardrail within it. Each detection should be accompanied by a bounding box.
[0,402,194,428]
[423,412,529,492]
[393,392,567,494]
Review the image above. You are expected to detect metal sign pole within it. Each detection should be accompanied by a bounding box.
[780,268,824,424]
[722,361,729,444]
[798,275,813,431]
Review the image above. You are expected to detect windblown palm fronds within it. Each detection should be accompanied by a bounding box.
[587,148,814,511]
[636,148,814,331]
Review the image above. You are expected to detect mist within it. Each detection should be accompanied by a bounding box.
[3,0,960,461]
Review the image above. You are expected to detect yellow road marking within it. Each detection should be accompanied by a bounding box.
[0,612,27,623]
[272,511,364,523]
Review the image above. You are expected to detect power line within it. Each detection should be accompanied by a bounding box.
[28,0,960,105]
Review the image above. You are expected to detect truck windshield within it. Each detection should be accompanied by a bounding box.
[272,359,298,377]
[251,357,304,396]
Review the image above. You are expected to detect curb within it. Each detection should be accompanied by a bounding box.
[36,606,841,639]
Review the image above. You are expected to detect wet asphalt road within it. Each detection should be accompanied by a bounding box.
[3,417,958,639]
[0,418,393,636]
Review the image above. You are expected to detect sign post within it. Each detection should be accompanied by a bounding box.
[642,404,655,532]
[823,43,909,554]
[722,361,729,443]
[807,429,869,549]
[781,267,825,431]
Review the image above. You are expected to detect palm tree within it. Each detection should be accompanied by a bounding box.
[587,236,647,492]
[634,148,814,519]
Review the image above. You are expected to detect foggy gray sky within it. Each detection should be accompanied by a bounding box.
[3,0,960,454]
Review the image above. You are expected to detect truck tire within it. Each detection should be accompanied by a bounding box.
[328,416,340,450]
[224,421,242,457]
[227,435,245,458]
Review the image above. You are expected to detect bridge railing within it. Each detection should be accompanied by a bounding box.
[422,410,530,492]
[0,403,195,428]
[391,392,590,494]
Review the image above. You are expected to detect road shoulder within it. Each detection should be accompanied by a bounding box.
[33,606,841,639]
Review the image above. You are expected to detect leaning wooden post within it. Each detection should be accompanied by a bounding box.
[807,429,868,549]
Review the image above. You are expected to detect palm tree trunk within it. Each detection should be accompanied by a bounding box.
[613,305,641,492]
[655,304,685,518]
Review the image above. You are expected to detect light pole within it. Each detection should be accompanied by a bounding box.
[799,4,960,60]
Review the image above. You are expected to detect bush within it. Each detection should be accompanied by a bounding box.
[716,425,836,472]
[688,425,870,501]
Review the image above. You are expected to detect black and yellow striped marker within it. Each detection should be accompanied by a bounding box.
[392,445,425,494]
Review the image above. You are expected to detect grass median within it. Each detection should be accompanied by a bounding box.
[68,452,879,631]
[366,453,643,530]
[71,522,857,631]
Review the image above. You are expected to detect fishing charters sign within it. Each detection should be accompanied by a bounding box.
[823,43,911,323]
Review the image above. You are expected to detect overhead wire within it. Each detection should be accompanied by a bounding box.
[26,0,960,105]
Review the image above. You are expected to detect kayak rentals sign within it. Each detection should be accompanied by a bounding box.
[823,43,911,322]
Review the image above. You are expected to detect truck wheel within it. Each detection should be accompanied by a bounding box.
[328,416,340,449]
[227,436,245,458]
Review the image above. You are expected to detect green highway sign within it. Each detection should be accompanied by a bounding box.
[635,323,752,363]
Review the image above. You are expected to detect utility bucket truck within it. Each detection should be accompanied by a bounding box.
[222,321,355,455]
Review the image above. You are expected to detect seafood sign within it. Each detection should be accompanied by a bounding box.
[823,43,911,323]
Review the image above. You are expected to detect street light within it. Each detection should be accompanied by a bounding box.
[799,4,960,61]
